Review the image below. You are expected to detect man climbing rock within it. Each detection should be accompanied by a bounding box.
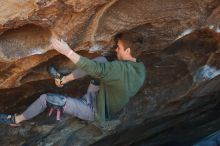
[0,31,146,126]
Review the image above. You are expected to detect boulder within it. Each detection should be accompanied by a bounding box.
[0,0,220,145]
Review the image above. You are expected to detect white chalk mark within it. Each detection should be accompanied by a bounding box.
[216,26,220,33]
[208,25,220,33]
[28,48,45,56]
[89,44,102,53]
[176,28,193,40]
[209,25,214,29]
[193,65,220,82]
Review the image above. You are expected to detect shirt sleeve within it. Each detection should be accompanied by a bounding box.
[75,56,121,81]
[72,56,108,79]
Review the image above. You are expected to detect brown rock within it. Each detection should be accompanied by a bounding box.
[0,0,220,146]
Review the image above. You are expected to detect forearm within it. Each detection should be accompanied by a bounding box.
[62,69,87,84]
[64,73,75,83]
[66,50,80,64]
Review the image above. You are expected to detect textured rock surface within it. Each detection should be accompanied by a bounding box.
[0,0,220,146]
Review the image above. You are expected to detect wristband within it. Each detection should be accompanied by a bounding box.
[67,51,73,58]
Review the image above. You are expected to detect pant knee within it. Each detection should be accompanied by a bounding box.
[39,94,47,100]
[39,94,47,106]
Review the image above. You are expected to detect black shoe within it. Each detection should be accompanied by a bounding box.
[0,114,16,124]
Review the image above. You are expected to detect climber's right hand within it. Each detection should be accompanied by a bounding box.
[55,78,64,88]
[55,75,74,87]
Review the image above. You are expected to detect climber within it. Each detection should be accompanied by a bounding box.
[0,31,146,126]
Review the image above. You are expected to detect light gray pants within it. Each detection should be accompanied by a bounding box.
[22,56,107,121]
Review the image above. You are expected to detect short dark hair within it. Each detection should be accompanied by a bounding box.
[115,31,144,58]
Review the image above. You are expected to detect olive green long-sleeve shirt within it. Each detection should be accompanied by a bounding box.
[76,56,146,123]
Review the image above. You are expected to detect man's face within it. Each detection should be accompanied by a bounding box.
[115,40,128,60]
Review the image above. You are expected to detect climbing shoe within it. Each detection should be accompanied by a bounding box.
[0,114,16,124]
[47,65,63,79]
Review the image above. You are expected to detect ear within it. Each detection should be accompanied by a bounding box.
[126,48,131,54]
